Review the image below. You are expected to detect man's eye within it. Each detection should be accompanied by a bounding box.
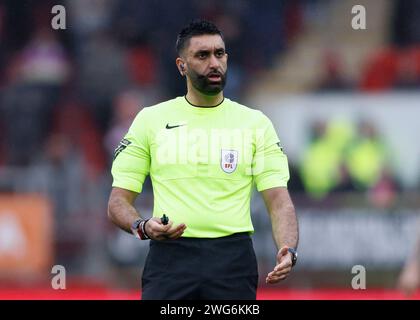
[199,53,207,58]
[216,51,225,57]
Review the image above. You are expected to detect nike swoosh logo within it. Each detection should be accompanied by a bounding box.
[166,123,186,129]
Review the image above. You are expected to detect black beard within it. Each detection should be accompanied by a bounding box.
[188,69,227,96]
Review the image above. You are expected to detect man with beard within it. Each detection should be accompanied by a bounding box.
[108,19,299,299]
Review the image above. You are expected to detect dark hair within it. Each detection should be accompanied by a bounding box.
[176,19,224,55]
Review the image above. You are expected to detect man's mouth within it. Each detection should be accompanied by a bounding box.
[207,73,222,82]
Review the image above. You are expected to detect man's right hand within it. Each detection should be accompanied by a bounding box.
[144,217,187,240]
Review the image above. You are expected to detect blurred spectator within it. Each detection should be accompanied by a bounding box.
[17,27,70,86]
[397,219,420,297]
[367,168,400,209]
[345,120,399,208]
[299,120,355,199]
[345,121,393,191]
[300,121,333,199]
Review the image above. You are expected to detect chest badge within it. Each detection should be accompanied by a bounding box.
[221,149,238,173]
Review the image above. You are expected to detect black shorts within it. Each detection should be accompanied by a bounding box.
[141,232,259,300]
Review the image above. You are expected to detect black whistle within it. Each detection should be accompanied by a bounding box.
[161,214,169,225]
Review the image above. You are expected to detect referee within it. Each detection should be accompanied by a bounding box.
[108,19,299,300]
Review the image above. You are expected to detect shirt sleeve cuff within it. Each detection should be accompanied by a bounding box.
[112,178,143,193]
[256,175,288,192]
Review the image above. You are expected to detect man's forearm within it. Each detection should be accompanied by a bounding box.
[262,187,299,250]
[269,203,299,250]
[108,188,142,234]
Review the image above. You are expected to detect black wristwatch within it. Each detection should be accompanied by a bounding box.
[288,248,298,267]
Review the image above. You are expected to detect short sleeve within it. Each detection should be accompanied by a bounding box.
[252,112,290,191]
[111,109,151,193]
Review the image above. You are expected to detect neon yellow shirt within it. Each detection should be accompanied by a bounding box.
[111,96,289,238]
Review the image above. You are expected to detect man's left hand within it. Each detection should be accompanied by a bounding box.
[266,246,293,284]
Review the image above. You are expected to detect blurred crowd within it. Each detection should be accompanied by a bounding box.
[0,0,294,172]
[289,119,400,209]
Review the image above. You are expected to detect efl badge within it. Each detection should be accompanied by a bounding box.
[221,149,238,173]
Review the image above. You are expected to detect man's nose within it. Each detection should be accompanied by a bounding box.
[209,54,220,69]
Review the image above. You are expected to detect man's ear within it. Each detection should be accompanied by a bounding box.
[176,58,186,76]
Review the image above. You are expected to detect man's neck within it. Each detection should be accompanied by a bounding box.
[185,89,224,107]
